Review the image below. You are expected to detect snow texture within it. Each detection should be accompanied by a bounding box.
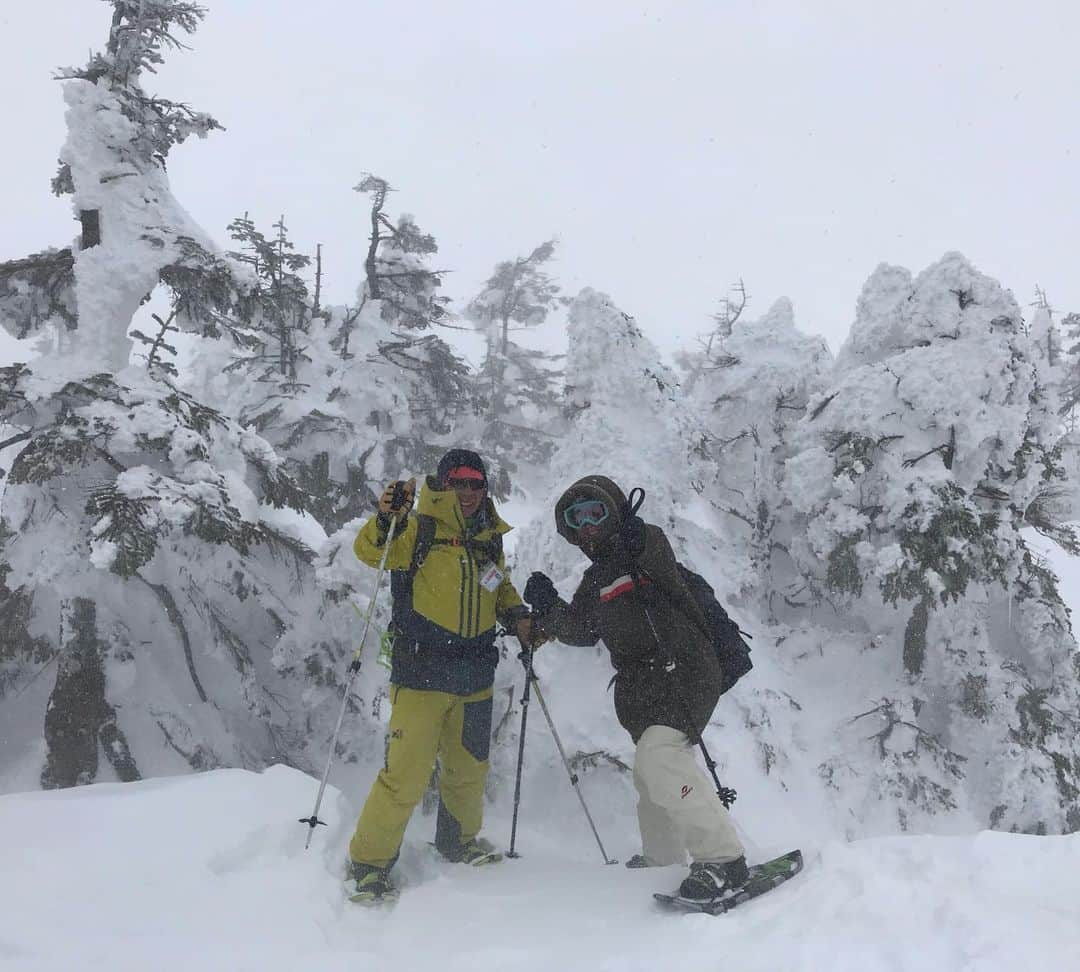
[0,765,1076,971]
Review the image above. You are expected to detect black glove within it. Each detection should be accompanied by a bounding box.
[376,478,415,530]
[524,572,559,615]
[620,514,646,557]
[378,478,416,516]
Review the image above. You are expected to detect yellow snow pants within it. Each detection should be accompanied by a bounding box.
[349,684,494,868]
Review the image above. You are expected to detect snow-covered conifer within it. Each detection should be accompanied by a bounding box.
[0,4,390,792]
[466,242,563,494]
[350,175,471,440]
[676,280,750,396]
[779,253,1080,833]
[0,366,369,785]
[226,214,312,382]
[679,295,832,603]
[1062,311,1080,430]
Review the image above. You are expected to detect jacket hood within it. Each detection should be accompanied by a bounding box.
[554,475,628,554]
[436,448,487,487]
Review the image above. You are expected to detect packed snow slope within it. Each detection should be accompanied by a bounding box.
[1,766,1076,972]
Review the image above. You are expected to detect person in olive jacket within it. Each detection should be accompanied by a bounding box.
[345,449,536,902]
[524,475,748,903]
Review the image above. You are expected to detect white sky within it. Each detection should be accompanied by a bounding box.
[2,0,1079,361]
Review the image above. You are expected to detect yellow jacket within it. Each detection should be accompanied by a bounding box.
[354,477,526,693]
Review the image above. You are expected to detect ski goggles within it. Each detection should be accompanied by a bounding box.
[562,498,610,530]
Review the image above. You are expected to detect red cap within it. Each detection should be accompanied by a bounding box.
[446,466,485,482]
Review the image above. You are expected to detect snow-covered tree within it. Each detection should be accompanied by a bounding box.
[777,253,1080,833]
[15,0,220,372]
[678,296,832,602]
[467,240,560,354]
[466,242,563,495]
[348,175,470,440]
[0,366,360,785]
[0,3,394,794]
[1062,311,1080,430]
[676,279,750,396]
[355,174,448,332]
[226,213,312,382]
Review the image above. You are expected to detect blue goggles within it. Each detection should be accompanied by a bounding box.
[563,498,610,530]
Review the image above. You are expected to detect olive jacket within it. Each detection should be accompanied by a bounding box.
[536,524,722,743]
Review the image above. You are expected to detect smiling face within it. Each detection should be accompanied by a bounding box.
[452,480,485,518]
[442,466,488,519]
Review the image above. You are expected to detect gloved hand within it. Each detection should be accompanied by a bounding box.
[377,478,416,519]
[376,478,415,532]
[524,572,559,615]
[515,615,547,650]
[620,514,646,557]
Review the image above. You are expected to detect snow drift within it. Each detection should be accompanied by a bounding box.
[0,765,1077,972]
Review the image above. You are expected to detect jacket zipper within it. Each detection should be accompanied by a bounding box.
[458,559,467,637]
[478,556,484,634]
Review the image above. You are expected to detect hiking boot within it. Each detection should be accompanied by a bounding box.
[440,835,502,866]
[625,854,663,869]
[345,860,398,903]
[677,856,750,902]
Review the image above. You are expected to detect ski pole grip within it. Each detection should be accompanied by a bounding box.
[626,487,645,518]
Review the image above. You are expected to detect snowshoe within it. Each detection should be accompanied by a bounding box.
[436,836,503,866]
[625,854,665,869]
[345,860,399,905]
[654,849,803,916]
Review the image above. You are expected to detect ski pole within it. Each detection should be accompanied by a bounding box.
[637,597,737,807]
[299,509,402,848]
[506,641,534,859]
[523,652,617,865]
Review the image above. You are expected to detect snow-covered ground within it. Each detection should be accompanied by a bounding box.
[1,765,1077,972]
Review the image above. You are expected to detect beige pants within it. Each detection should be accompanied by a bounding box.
[633,724,744,865]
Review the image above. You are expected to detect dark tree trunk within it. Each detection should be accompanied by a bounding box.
[903,596,931,676]
[80,210,101,249]
[41,597,140,788]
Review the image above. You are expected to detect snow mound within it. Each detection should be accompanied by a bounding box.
[1,767,1077,971]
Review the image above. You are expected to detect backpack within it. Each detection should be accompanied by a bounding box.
[673,563,753,695]
[619,486,752,695]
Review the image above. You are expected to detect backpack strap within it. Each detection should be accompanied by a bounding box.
[390,514,438,631]
[467,532,503,568]
[408,513,439,577]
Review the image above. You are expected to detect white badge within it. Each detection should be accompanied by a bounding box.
[479,563,505,592]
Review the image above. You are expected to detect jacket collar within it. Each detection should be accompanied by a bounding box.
[417,475,511,536]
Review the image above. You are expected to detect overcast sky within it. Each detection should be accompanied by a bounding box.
[2,0,1079,363]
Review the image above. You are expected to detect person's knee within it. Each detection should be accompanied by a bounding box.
[375,762,433,807]
[439,755,489,795]
[459,695,493,761]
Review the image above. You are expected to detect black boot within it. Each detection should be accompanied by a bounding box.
[345,860,398,903]
[676,856,750,902]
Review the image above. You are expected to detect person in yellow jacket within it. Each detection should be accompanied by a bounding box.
[346,449,537,902]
